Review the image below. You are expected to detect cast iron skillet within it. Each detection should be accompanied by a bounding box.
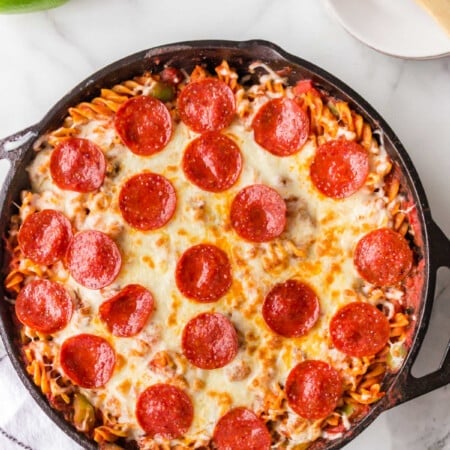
[0,40,449,450]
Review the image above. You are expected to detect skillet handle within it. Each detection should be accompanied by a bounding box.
[390,219,450,406]
[0,125,39,167]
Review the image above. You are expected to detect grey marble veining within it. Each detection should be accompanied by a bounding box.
[0,1,448,449]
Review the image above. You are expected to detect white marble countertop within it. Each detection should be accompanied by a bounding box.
[0,1,449,449]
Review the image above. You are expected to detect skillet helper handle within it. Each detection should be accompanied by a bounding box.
[0,125,38,166]
[392,219,450,406]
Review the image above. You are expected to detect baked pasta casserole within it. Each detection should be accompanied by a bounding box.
[3,59,423,450]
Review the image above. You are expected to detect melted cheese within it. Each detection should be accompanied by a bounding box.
[24,94,393,447]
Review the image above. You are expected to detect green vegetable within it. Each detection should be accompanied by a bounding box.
[341,403,355,417]
[0,0,69,14]
[151,81,175,102]
[327,102,340,118]
[73,392,95,432]
[386,342,407,370]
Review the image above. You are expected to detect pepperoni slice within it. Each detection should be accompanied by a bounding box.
[60,334,115,388]
[66,230,121,290]
[354,228,413,286]
[99,284,154,337]
[213,407,271,450]
[15,279,73,334]
[18,209,72,265]
[136,384,193,439]
[310,139,369,199]
[252,97,309,156]
[119,173,176,231]
[330,302,390,357]
[115,95,173,156]
[262,280,320,338]
[230,184,286,242]
[178,78,236,133]
[182,131,242,192]
[175,244,232,303]
[182,312,238,369]
[50,137,106,192]
[285,360,342,420]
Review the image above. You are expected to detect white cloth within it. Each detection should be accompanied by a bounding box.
[0,340,83,450]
